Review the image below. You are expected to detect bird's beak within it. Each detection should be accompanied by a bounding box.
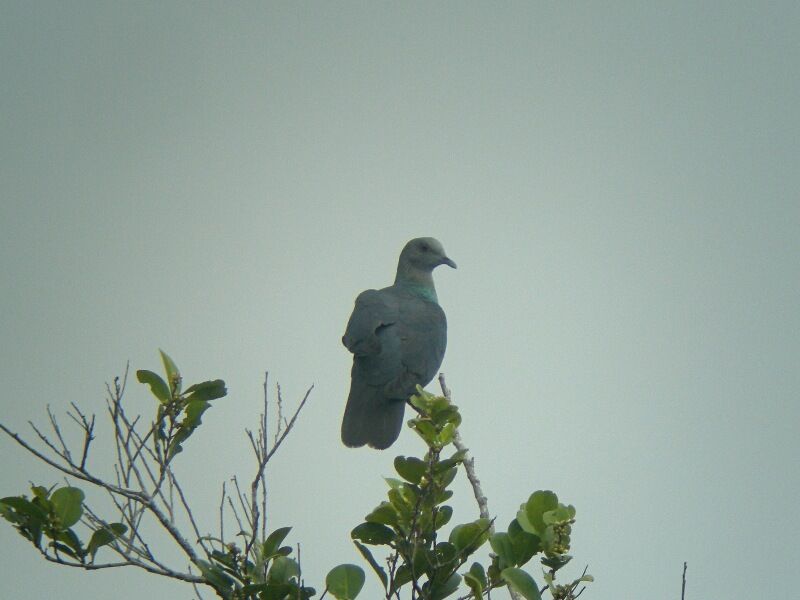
[440,256,457,269]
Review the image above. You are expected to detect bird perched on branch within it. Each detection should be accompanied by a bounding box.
[341,237,456,449]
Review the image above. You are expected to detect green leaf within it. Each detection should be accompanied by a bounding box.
[501,568,542,600]
[167,400,211,460]
[0,496,49,523]
[464,572,483,597]
[198,560,234,592]
[434,505,453,530]
[394,456,427,484]
[353,541,388,589]
[326,564,365,600]
[56,528,84,555]
[136,370,171,403]
[1,496,46,547]
[182,399,210,432]
[434,541,457,564]
[436,466,458,488]
[31,486,50,501]
[431,406,462,429]
[259,583,293,600]
[410,420,439,445]
[469,562,487,587]
[383,477,406,490]
[183,379,227,402]
[51,541,79,558]
[351,522,394,545]
[541,554,572,571]
[262,526,292,558]
[391,565,413,592]
[50,487,84,528]
[365,502,399,527]
[87,523,127,559]
[543,504,575,525]
[410,386,451,413]
[435,449,468,472]
[436,489,454,504]
[490,532,516,568]
[438,422,456,446]
[387,485,417,512]
[518,491,558,536]
[409,387,435,411]
[210,550,236,569]
[448,519,491,553]
[431,572,461,600]
[267,556,299,583]
[508,519,540,566]
[433,573,461,600]
[159,349,181,394]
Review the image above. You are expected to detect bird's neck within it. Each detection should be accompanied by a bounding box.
[395,267,438,303]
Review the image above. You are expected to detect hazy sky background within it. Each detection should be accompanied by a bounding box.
[1,2,798,599]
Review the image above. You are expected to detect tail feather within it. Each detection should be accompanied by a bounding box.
[341,378,405,449]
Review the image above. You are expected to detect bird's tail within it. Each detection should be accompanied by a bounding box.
[341,378,405,450]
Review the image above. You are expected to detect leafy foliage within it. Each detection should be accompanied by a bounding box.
[349,386,591,599]
[0,353,590,600]
[136,349,227,461]
[0,485,126,563]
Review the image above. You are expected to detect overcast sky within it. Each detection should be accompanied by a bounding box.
[1,2,798,599]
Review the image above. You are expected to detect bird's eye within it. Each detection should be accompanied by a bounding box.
[420,244,429,252]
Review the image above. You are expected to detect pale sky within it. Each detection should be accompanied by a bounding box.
[1,3,798,599]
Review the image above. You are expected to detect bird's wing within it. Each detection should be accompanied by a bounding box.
[342,289,398,357]
[375,297,447,399]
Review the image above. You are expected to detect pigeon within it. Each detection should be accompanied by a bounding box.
[341,237,456,449]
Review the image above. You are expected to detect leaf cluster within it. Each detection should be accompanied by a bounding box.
[0,354,590,600]
[0,485,126,562]
[350,387,591,600]
[137,349,227,461]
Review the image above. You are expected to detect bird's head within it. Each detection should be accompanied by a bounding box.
[400,237,457,273]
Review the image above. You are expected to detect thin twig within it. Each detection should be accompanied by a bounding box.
[66,402,95,471]
[682,561,687,600]
[169,470,211,558]
[273,383,285,446]
[47,405,73,463]
[39,551,203,583]
[227,494,246,537]
[264,385,313,464]
[219,481,226,548]
[0,423,145,502]
[260,372,269,542]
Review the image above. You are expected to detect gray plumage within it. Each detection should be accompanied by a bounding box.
[341,237,456,449]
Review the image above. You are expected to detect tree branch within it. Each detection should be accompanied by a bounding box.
[437,373,523,600]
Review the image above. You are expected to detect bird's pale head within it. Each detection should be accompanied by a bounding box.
[400,237,457,272]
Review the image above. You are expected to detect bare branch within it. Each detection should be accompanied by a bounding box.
[47,405,73,463]
[40,551,203,583]
[1,421,201,572]
[264,385,313,465]
[260,373,269,542]
[169,469,211,558]
[67,402,95,471]
[0,422,145,503]
[682,561,687,600]
[227,493,246,537]
[219,481,226,547]
[438,374,523,600]
[438,374,491,524]
[273,383,285,446]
